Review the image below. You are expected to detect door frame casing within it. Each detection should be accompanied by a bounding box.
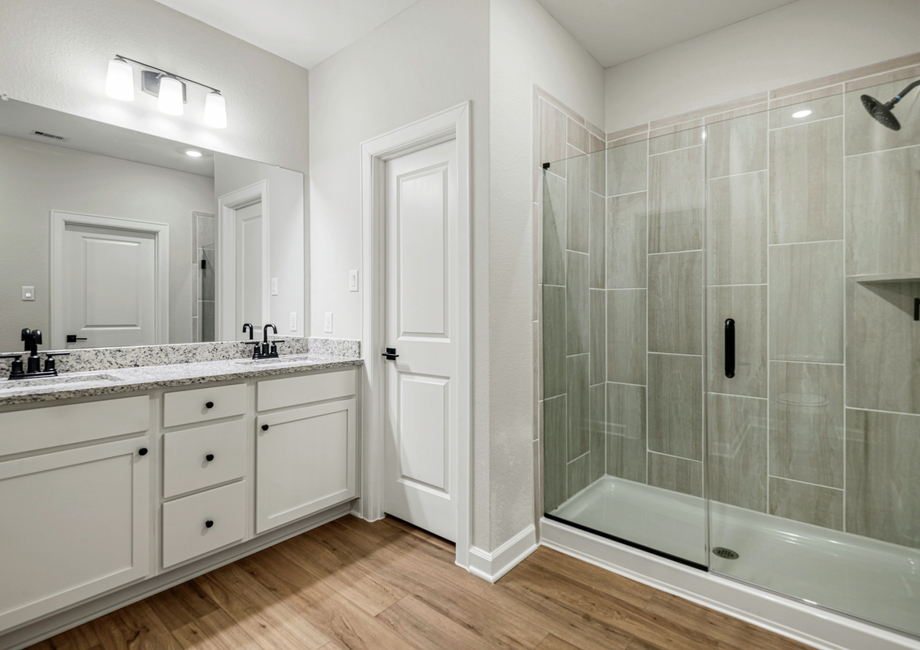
[359,102,472,570]
[50,210,170,349]
[217,181,270,341]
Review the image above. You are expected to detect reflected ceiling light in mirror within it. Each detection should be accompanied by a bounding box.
[203,92,227,129]
[792,109,812,119]
[157,76,184,116]
[185,150,203,157]
[104,57,135,101]
[103,55,227,128]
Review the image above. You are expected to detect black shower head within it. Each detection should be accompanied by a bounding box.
[861,94,901,131]
[861,79,919,131]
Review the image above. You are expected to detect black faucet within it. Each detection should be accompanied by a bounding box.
[242,323,254,340]
[1,328,69,380]
[246,324,283,360]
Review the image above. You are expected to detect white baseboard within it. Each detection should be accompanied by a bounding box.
[0,503,354,650]
[541,517,920,650]
[468,524,538,583]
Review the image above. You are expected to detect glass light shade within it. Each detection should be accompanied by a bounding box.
[157,76,184,116]
[104,58,134,101]
[203,92,227,129]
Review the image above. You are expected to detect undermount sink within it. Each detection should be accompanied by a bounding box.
[2,373,119,388]
[235,354,314,367]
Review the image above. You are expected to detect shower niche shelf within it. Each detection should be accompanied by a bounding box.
[851,273,920,284]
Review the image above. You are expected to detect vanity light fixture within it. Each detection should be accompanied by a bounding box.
[792,109,812,119]
[104,55,227,128]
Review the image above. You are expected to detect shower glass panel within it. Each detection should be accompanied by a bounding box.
[542,124,710,569]
[542,72,920,637]
[705,78,920,638]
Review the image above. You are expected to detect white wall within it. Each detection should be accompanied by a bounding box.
[489,0,604,547]
[0,0,311,333]
[308,0,492,546]
[605,0,920,132]
[0,134,214,351]
[214,155,305,338]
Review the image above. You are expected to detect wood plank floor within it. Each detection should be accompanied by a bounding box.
[29,516,812,650]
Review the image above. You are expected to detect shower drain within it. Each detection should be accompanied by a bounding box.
[712,547,739,560]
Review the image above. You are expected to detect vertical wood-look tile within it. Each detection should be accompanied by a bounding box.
[589,384,605,483]
[543,396,567,513]
[649,126,704,155]
[706,172,767,285]
[542,286,566,399]
[648,145,703,253]
[540,100,567,177]
[589,149,605,196]
[769,241,844,363]
[566,452,590,499]
[567,154,589,254]
[606,193,647,289]
[567,118,589,153]
[769,93,842,129]
[845,146,920,277]
[648,353,703,461]
[567,354,589,461]
[846,279,920,414]
[606,383,647,483]
[607,140,647,197]
[708,394,768,511]
[707,285,767,398]
[589,192,605,289]
[769,118,843,244]
[606,290,647,385]
[648,251,702,355]
[769,362,844,488]
[648,452,703,497]
[566,252,589,355]
[589,289,605,386]
[846,408,920,549]
[542,171,566,286]
[769,477,843,530]
[707,112,768,178]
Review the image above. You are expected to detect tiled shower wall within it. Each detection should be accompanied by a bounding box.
[539,52,920,550]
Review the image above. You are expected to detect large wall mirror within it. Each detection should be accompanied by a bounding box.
[0,99,305,352]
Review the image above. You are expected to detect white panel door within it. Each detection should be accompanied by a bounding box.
[235,202,264,338]
[62,223,158,348]
[384,139,459,541]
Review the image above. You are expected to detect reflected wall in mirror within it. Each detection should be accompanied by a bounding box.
[0,99,304,352]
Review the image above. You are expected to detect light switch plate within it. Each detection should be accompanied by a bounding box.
[289,312,297,332]
[271,277,279,296]
[324,312,333,333]
[349,270,359,292]
[21,286,35,301]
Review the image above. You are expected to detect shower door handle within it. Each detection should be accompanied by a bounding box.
[725,318,735,379]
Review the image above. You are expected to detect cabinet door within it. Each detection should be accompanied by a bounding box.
[0,439,149,633]
[255,399,356,534]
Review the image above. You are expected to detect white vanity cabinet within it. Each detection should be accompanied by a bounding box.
[0,397,150,633]
[255,369,357,533]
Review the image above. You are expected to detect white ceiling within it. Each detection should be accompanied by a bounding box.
[535,0,801,68]
[153,0,420,69]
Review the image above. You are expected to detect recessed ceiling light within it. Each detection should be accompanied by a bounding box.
[792,109,812,119]
[185,150,203,158]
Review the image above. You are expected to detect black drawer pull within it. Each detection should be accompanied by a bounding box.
[138,447,148,456]
[261,424,269,431]
[205,520,214,528]
[205,453,214,462]
[725,318,735,379]
[205,401,214,409]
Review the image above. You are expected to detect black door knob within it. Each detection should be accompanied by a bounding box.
[205,401,214,409]
[261,424,269,431]
[205,453,214,462]
[138,447,148,456]
[205,520,214,528]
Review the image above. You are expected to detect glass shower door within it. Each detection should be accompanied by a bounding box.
[704,77,920,637]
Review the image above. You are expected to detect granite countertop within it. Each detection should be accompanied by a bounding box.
[0,354,363,407]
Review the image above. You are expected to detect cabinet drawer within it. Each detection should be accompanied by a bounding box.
[162,481,245,569]
[163,420,246,499]
[163,383,247,428]
[0,396,148,457]
[257,369,355,412]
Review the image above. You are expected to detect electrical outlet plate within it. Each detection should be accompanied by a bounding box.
[271,277,279,296]
[349,270,359,292]
[324,312,333,333]
[21,286,35,301]
[290,312,297,331]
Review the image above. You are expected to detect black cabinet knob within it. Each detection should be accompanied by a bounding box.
[205,453,214,462]
[205,520,214,528]
[261,424,269,431]
[205,401,214,409]
[138,447,148,456]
